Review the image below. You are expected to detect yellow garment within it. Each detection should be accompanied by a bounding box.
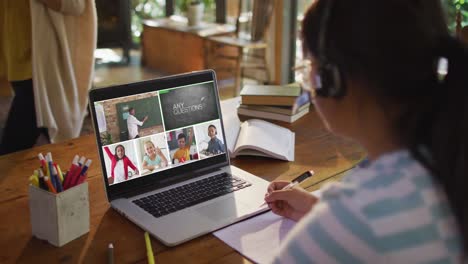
[173,146,191,162]
[0,0,32,81]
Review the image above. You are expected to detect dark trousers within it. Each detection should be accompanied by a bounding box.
[0,79,48,155]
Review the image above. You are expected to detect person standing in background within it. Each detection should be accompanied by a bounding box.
[0,0,97,155]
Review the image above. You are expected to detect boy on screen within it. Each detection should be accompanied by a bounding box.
[173,128,193,163]
[206,124,225,155]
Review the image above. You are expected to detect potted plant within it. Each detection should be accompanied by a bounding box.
[100,131,113,145]
[185,0,204,26]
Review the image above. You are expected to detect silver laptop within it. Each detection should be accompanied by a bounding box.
[88,70,270,246]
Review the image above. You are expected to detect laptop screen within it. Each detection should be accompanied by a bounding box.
[89,71,229,200]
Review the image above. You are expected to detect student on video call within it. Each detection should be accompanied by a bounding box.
[142,140,168,171]
[104,145,139,184]
[127,107,148,139]
[206,125,225,155]
[173,128,193,163]
[264,0,467,262]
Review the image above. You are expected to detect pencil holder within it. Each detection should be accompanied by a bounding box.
[28,182,90,247]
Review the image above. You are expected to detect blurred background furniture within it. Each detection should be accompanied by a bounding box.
[207,0,275,95]
[141,16,234,74]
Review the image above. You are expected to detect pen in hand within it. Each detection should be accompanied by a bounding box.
[260,170,315,207]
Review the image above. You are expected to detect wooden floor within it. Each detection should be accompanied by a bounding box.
[0,48,238,141]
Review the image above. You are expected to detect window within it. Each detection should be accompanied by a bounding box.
[295,0,315,81]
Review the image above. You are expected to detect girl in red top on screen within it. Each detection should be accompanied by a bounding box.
[104,145,139,184]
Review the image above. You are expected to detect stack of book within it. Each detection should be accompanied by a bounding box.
[238,83,310,123]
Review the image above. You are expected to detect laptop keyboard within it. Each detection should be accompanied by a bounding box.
[132,173,252,218]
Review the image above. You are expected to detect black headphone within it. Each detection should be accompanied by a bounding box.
[315,0,346,98]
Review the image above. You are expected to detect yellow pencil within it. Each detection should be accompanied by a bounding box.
[29,175,39,187]
[144,232,155,264]
[56,164,64,182]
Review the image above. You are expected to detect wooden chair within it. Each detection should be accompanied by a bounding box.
[207,0,275,95]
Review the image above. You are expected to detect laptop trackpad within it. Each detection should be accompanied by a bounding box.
[195,197,249,222]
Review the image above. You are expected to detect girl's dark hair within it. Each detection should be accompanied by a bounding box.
[302,0,467,254]
[114,144,126,161]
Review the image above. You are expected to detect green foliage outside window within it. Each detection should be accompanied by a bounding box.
[131,0,166,43]
[130,0,215,44]
[442,0,468,32]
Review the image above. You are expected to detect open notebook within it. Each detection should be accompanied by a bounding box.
[221,98,295,161]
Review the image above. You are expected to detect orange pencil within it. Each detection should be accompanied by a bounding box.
[44,176,57,194]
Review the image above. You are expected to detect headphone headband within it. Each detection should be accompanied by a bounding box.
[315,0,346,98]
[318,0,333,64]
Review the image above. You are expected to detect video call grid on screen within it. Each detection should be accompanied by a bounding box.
[94,81,227,186]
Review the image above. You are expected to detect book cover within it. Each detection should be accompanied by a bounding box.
[238,102,310,115]
[237,106,309,123]
[240,83,301,106]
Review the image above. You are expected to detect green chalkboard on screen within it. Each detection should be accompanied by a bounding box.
[116,97,163,141]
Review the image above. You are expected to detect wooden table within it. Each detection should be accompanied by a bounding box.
[141,16,235,75]
[0,108,366,263]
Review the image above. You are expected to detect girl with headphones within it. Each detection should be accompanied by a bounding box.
[264,0,467,262]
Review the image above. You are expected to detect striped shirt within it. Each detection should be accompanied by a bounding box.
[272,150,462,263]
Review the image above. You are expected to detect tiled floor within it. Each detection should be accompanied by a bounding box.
[0,48,237,144]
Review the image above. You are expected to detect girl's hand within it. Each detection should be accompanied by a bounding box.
[155,147,162,155]
[264,181,319,221]
[134,169,139,175]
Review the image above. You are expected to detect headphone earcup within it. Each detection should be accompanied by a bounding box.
[317,63,345,98]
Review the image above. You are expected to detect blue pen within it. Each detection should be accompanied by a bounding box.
[52,166,63,192]
[46,153,58,190]
[81,159,92,174]
[78,156,86,167]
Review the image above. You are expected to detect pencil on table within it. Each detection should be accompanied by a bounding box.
[144,232,155,264]
[108,243,114,264]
